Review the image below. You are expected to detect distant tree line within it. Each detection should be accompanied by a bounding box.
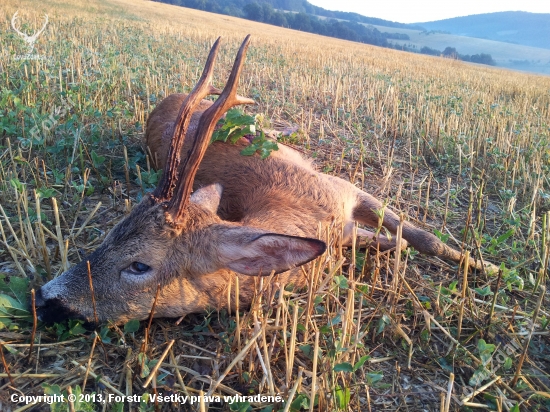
[156,0,497,67]
[157,0,423,29]
[242,3,402,46]
[416,46,496,65]
[156,0,409,47]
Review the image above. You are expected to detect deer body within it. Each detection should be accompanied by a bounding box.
[147,93,355,235]
[145,93,483,264]
[35,36,495,326]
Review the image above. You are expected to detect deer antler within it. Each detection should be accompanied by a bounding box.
[153,37,223,202]
[166,35,255,225]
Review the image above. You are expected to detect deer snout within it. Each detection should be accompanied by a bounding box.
[34,286,84,324]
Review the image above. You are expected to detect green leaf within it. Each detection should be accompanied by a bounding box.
[418,295,432,309]
[54,319,87,341]
[474,286,493,296]
[240,144,258,156]
[376,314,391,335]
[366,371,384,386]
[68,319,86,336]
[503,357,513,370]
[477,339,495,364]
[110,402,125,412]
[0,293,30,329]
[91,150,106,167]
[72,385,96,411]
[9,178,25,193]
[510,404,520,412]
[496,229,514,244]
[299,344,312,359]
[124,319,140,333]
[0,294,27,312]
[333,362,353,372]
[437,357,454,373]
[138,353,150,378]
[225,109,255,125]
[333,275,348,289]
[334,386,350,409]
[43,382,62,396]
[36,186,56,199]
[239,130,279,158]
[99,325,112,344]
[211,109,256,144]
[420,328,430,342]
[0,274,29,303]
[434,229,449,243]
[353,355,370,372]
[12,156,27,164]
[42,383,66,412]
[469,365,491,386]
[289,393,309,411]
[229,401,252,412]
[328,313,342,327]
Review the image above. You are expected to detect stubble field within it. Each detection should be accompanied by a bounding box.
[1,0,550,410]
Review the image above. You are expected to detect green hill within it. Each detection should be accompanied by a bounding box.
[417,11,550,50]
[370,24,550,75]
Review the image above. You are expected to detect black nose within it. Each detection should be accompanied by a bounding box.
[34,289,82,324]
[34,288,46,307]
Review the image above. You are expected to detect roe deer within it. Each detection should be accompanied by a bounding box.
[35,36,496,325]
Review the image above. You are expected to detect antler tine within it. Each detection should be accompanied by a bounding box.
[166,34,255,224]
[153,37,223,202]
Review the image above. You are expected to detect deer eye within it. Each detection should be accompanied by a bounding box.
[127,262,151,274]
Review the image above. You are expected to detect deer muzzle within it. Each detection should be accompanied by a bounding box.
[34,287,88,325]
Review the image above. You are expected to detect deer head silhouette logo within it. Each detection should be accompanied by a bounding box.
[11,11,49,55]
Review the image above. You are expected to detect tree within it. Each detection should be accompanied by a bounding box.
[243,2,263,21]
[291,12,312,32]
[270,11,288,27]
[203,0,221,13]
[261,2,274,23]
[223,5,242,17]
[421,46,441,56]
[442,47,458,59]
[470,53,496,66]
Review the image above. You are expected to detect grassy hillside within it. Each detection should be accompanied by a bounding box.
[369,24,550,75]
[418,11,550,50]
[1,0,550,411]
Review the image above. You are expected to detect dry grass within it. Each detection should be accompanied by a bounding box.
[0,0,549,411]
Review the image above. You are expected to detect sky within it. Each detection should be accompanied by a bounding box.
[307,0,550,24]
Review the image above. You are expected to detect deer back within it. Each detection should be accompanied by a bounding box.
[144,89,354,230]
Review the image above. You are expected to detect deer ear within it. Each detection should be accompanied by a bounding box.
[190,183,223,214]
[216,227,326,276]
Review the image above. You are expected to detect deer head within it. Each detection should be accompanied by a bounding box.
[35,36,326,326]
[11,11,48,55]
